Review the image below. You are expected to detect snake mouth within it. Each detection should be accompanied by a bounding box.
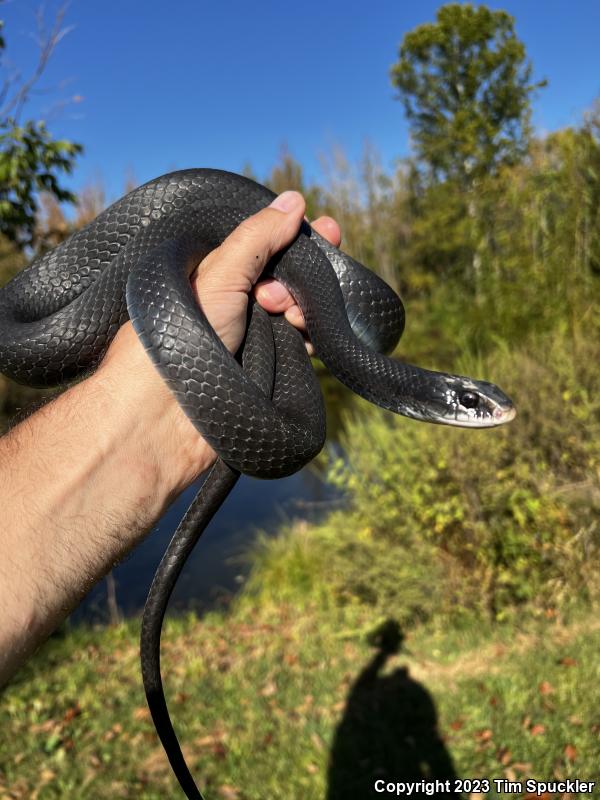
[495,405,517,424]
[434,376,517,428]
[442,403,517,428]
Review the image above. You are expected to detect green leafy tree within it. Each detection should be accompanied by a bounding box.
[390,4,545,293]
[0,14,82,249]
[390,2,544,187]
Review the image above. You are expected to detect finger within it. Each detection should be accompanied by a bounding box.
[254,215,342,314]
[254,284,307,329]
[194,191,306,295]
[254,278,293,313]
[311,215,342,247]
[284,304,307,332]
[254,282,307,334]
[254,283,307,333]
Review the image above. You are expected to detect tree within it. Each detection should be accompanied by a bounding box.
[390,3,544,188]
[0,10,82,249]
[390,4,545,294]
[265,144,322,221]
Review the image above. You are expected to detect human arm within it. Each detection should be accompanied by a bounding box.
[0,190,341,685]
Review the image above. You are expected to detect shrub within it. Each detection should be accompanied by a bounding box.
[323,328,599,622]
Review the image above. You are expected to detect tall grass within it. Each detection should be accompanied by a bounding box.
[242,325,600,628]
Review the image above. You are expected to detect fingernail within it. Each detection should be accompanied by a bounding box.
[269,190,302,213]
[256,281,287,303]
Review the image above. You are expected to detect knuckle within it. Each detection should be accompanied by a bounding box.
[235,208,287,253]
[209,207,295,279]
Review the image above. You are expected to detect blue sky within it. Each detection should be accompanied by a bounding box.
[2,0,599,203]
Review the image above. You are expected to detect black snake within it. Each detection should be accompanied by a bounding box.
[0,169,515,798]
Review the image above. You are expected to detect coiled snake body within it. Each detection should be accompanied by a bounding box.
[0,169,515,799]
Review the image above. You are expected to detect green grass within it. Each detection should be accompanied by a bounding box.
[1,603,598,799]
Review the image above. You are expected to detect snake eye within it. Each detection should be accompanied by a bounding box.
[460,391,479,409]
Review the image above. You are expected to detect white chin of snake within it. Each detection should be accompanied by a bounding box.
[447,405,517,428]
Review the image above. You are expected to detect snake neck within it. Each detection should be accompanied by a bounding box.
[273,230,514,428]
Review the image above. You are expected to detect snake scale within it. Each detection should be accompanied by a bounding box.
[0,169,515,799]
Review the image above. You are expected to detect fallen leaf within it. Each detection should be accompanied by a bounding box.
[196,732,225,748]
[213,742,228,760]
[195,736,214,748]
[141,747,172,777]
[132,707,150,721]
[218,786,240,800]
[512,762,533,774]
[32,719,58,734]
[475,728,493,742]
[564,744,577,762]
[102,723,123,742]
[539,681,554,695]
[558,656,577,667]
[261,680,277,697]
[530,724,546,736]
[450,718,464,731]
[62,703,82,723]
[497,746,512,765]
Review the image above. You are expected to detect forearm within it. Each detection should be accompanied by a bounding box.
[0,324,214,685]
[0,192,330,686]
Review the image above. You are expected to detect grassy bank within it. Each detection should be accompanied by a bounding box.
[248,326,600,632]
[1,601,598,799]
[1,86,598,800]
[1,299,598,800]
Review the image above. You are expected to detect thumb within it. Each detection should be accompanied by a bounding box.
[195,190,306,295]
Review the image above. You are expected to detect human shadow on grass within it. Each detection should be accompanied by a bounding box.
[326,619,458,800]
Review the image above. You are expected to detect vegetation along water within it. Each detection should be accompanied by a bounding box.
[0,3,598,797]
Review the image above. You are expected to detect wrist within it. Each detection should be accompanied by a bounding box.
[93,323,216,498]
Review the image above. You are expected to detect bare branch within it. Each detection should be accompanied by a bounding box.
[0,2,74,124]
[0,70,19,113]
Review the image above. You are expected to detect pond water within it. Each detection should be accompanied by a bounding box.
[71,448,345,624]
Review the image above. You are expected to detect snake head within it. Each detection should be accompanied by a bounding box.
[404,373,516,428]
[439,375,516,427]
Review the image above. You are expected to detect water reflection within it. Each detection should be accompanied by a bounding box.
[72,371,356,624]
[72,462,341,624]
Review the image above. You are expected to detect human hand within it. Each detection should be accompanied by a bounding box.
[190,190,341,356]
[0,191,341,678]
[97,191,341,490]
